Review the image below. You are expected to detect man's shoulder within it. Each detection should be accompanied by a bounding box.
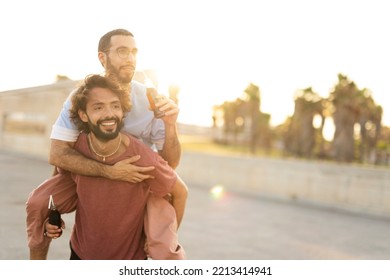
[74,132,87,147]
[123,132,157,156]
[123,132,148,149]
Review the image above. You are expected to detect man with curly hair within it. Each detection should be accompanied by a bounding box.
[26,29,183,259]
[44,74,187,259]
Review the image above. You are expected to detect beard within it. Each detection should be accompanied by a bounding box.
[87,116,124,142]
[106,58,134,84]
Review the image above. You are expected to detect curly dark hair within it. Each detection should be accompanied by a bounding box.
[70,74,132,132]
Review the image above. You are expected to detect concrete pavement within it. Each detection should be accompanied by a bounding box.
[1,150,390,260]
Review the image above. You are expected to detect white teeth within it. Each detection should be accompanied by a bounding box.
[101,121,115,126]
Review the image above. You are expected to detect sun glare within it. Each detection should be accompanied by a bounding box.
[210,185,225,200]
[2,1,389,129]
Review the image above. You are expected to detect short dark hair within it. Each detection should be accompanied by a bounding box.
[70,75,132,132]
[98,29,134,52]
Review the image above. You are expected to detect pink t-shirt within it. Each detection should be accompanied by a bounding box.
[70,132,177,260]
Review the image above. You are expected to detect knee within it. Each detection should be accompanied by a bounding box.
[26,189,47,216]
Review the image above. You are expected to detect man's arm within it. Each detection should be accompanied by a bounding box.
[169,176,188,228]
[49,139,155,183]
[157,97,181,169]
[158,123,181,169]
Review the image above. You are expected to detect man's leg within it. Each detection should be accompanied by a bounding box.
[29,245,50,260]
[144,194,186,260]
[26,171,78,259]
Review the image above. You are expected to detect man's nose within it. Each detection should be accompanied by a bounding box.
[125,52,136,64]
[103,106,116,117]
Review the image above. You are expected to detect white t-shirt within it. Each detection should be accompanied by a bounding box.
[50,80,165,150]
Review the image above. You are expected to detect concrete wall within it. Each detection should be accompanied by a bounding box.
[177,152,390,217]
[0,80,78,157]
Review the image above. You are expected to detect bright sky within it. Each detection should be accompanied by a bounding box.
[1,0,389,128]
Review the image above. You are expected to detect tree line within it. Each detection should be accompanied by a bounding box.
[212,73,389,165]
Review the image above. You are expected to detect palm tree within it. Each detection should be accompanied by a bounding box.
[329,74,360,162]
[212,83,264,152]
[213,99,244,145]
[329,74,382,163]
[355,88,382,162]
[243,83,261,153]
[287,87,324,158]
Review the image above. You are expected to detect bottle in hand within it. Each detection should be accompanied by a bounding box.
[48,195,62,229]
[146,88,165,118]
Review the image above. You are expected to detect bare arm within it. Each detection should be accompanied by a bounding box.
[49,139,155,183]
[156,97,182,169]
[169,175,188,228]
[158,123,181,169]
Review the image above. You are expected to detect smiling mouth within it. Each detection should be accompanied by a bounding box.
[100,121,116,126]
[99,120,118,131]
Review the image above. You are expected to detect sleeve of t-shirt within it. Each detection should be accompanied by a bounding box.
[148,155,177,198]
[50,90,80,142]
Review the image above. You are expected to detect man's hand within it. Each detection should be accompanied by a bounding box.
[106,155,155,183]
[44,220,65,239]
[156,95,179,125]
[50,139,155,182]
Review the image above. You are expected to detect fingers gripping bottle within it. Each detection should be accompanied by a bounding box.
[48,195,62,229]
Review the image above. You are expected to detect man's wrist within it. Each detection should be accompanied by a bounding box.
[99,164,112,179]
[164,122,177,130]
[165,121,180,140]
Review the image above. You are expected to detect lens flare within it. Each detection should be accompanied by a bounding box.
[210,185,224,200]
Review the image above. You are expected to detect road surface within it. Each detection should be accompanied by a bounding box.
[1,150,389,260]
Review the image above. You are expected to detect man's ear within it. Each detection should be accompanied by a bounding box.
[79,110,88,123]
[98,51,106,68]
